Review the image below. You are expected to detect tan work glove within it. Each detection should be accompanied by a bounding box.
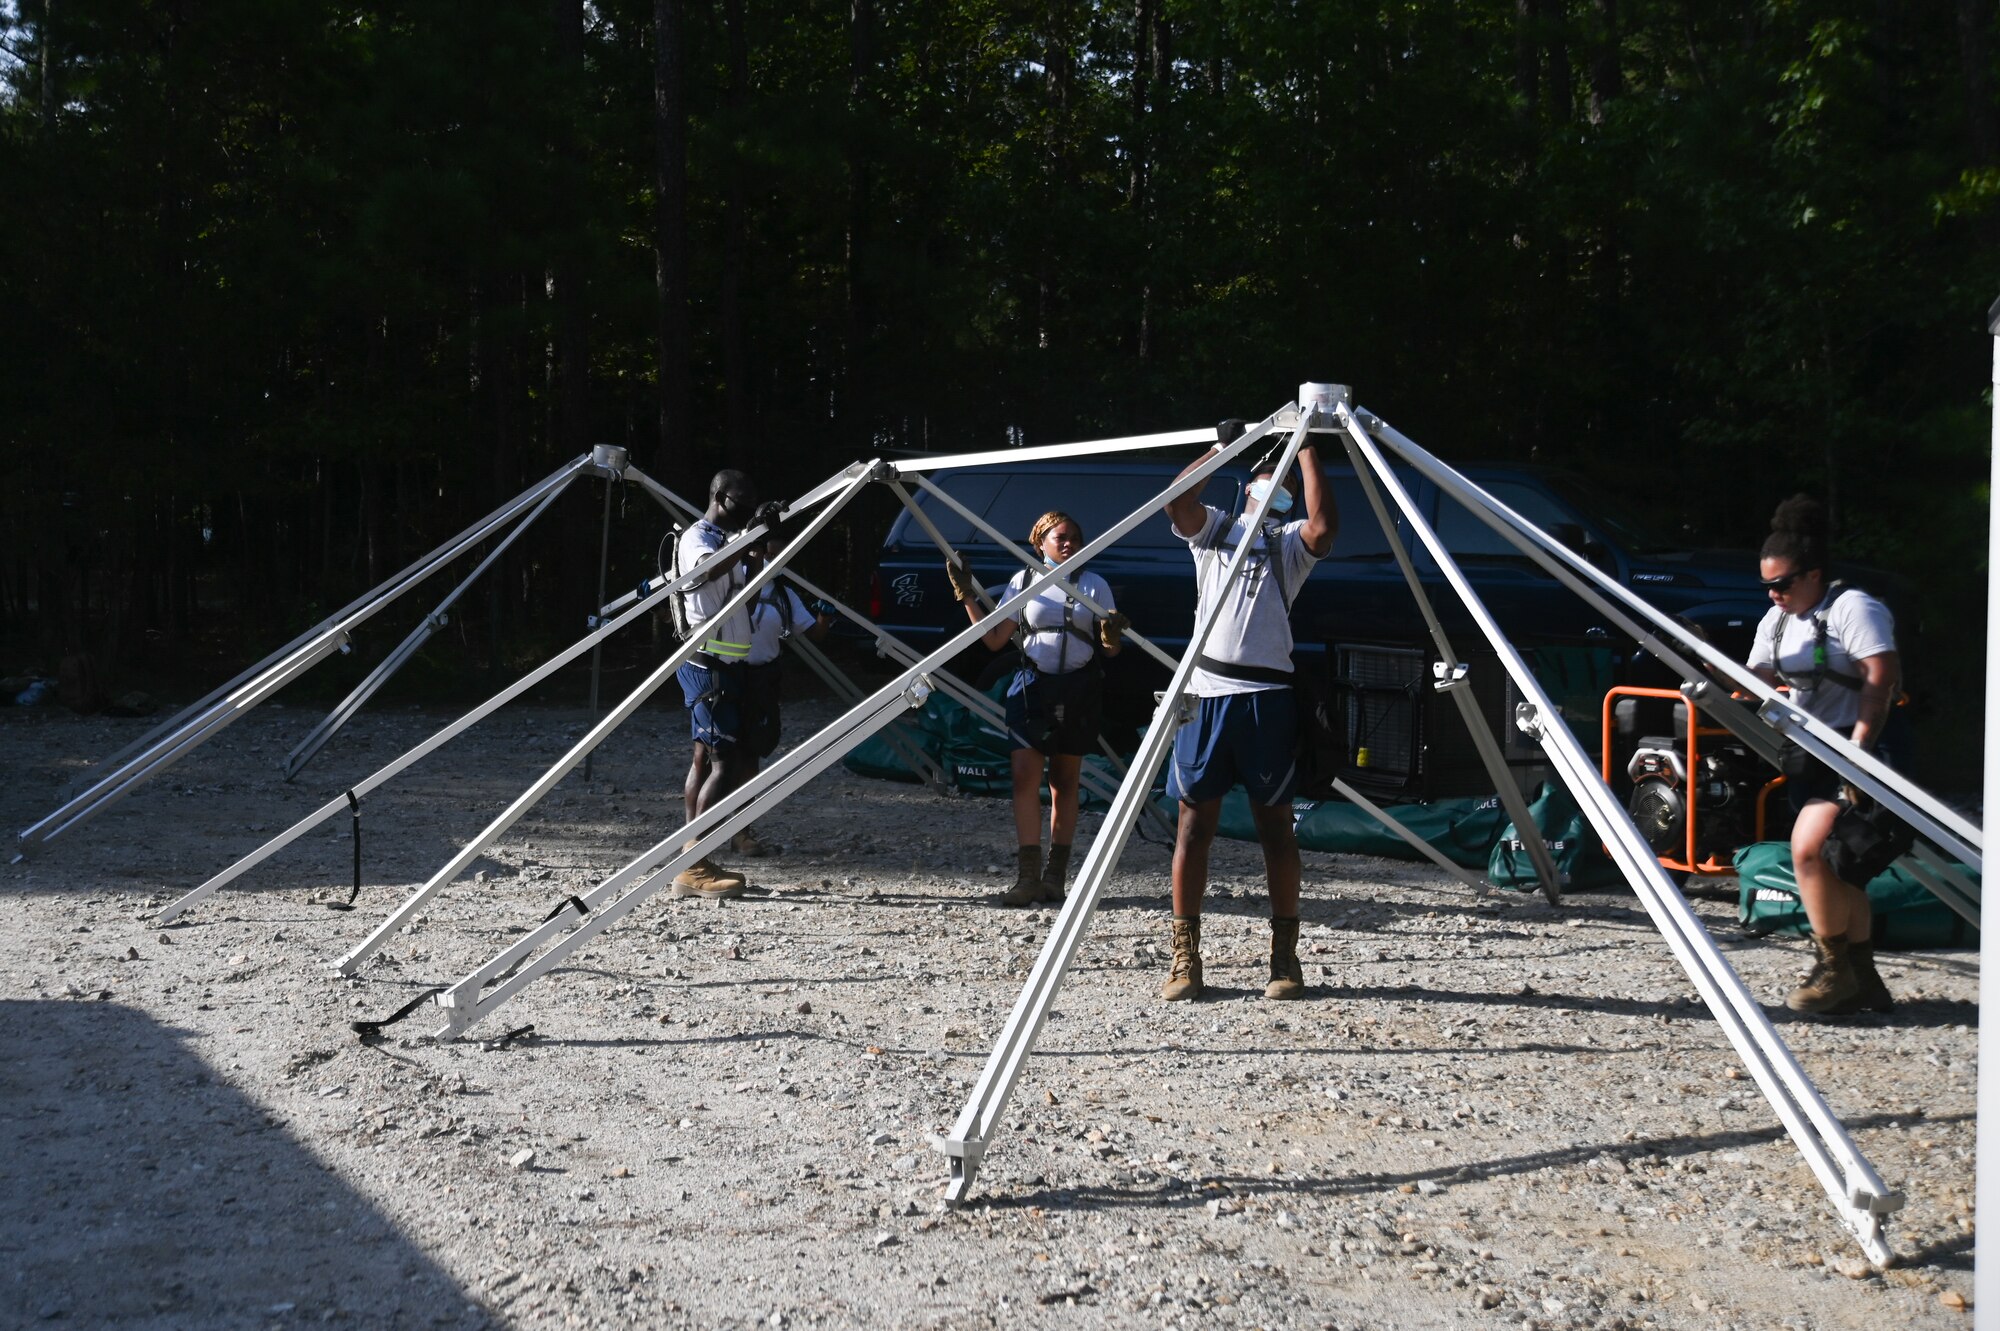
[945,557,978,603]
[1099,610,1129,650]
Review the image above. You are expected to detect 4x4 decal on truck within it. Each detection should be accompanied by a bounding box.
[892,572,925,608]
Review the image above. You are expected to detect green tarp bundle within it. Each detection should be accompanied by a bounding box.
[841,677,1118,806]
[1735,841,1979,949]
[1486,782,1627,892]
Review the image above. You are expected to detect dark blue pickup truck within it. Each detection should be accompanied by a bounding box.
[861,456,1783,798]
[868,457,1773,661]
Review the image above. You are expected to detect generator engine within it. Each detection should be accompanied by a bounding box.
[1626,735,1767,863]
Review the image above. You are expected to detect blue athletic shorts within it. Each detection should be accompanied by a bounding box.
[1168,690,1297,806]
[677,659,745,751]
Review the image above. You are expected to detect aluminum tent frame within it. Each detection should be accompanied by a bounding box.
[15,451,625,860]
[932,389,1973,1265]
[414,404,1534,1039]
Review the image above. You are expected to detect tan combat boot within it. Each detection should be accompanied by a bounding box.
[1161,916,1203,1001]
[1039,843,1073,904]
[1832,941,1896,1015]
[1265,916,1305,1000]
[731,826,777,858]
[672,842,746,901]
[998,845,1043,908]
[1786,932,1859,1014]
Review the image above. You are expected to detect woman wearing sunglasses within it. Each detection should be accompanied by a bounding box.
[1746,494,1901,1016]
[947,510,1127,907]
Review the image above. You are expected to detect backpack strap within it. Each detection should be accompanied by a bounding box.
[1200,511,1299,609]
[1773,581,1864,693]
[1012,570,1098,675]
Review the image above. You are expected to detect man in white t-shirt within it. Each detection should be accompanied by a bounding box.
[669,469,774,900]
[1158,422,1336,1003]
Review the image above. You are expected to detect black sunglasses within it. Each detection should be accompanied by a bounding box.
[1761,569,1812,593]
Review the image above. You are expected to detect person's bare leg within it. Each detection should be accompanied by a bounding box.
[1790,800,1848,936]
[1172,799,1221,918]
[1047,754,1082,847]
[1787,798,1859,1012]
[1248,801,1302,920]
[1009,749,1044,848]
[683,742,712,826]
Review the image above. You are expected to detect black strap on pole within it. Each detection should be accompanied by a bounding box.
[542,895,589,923]
[326,790,362,911]
[351,987,443,1042]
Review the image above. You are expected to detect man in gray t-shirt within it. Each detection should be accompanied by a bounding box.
[1158,423,1336,1004]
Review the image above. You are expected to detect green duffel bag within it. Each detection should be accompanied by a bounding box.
[1734,841,1980,949]
[1487,781,1627,892]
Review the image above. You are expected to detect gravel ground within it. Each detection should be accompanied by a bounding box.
[0,685,1979,1330]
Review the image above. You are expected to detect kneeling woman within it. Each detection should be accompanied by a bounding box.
[948,510,1126,906]
[1747,494,1900,1016]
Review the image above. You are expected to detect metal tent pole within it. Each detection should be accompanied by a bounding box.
[881,476,1174,835]
[59,456,594,794]
[1358,409,1981,874]
[154,518,691,925]
[283,461,600,781]
[1338,403,1900,1263]
[1974,293,1999,1324]
[427,426,1273,1039]
[775,560,1139,813]
[433,676,933,1037]
[582,446,629,782]
[1329,416,1561,901]
[780,626,949,790]
[933,410,1312,1201]
[330,462,880,975]
[15,455,594,858]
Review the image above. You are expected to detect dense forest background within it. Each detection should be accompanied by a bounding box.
[0,1,1994,773]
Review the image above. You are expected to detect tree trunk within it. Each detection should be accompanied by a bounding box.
[1515,0,1541,119]
[719,0,753,453]
[36,0,55,128]
[1545,5,1573,125]
[1585,0,1620,125]
[1956,0,1999,166]
[1129,0,1155,362]
[550,0,590,462]
[653,0,692,477]
[844,0,876,456]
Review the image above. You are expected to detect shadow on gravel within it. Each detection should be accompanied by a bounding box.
[992,1108,1973,1215]
[1896,1230,1973,1273]
[0,999,480,1328]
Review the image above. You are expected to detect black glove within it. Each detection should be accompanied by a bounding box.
[753,500,784,534]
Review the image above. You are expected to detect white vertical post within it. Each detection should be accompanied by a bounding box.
[1976,294,1999,1328]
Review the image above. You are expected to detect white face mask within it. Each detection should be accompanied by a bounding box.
[1247,478,1293,516]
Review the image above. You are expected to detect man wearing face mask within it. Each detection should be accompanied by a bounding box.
[1156,421,1337,1002]
[670,468,778,899]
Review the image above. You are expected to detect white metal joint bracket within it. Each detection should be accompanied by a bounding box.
[1433,661,1471,692]
[1513,701,1544,739]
